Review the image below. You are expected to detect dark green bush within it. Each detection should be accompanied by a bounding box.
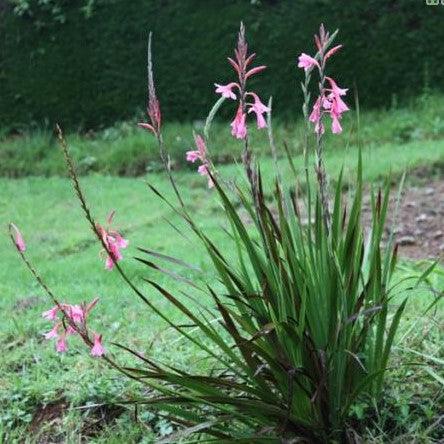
[1,0,443,130]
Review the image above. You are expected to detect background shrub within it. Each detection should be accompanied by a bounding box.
[1,0,444,130]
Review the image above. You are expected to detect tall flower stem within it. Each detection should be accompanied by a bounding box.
[146,32,185,208]
[314,26,331,233]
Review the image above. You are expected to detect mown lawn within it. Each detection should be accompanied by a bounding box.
[1,137,443,441]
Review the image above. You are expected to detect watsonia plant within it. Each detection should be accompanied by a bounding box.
[10,24,435,443]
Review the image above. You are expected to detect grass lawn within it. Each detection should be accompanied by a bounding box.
[1,135,443,441]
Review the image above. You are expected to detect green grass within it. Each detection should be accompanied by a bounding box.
[1,127,443,440]
[1,93,444,177]
[0,152,444,443]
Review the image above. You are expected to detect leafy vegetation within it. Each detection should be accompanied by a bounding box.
[2,154,443,442]
[2,93,444,178]
[1,0,443,129]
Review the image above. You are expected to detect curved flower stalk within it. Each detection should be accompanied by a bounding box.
[9,223,105,357]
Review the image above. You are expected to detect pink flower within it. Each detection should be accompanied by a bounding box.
[42,299,102,357]
[186,135,213,188]
[326,78,349,116]
[10,223,26,252]
[315,121,325,136]
[91,333,105,357]
[231,106,247,139]
[325,77,349,134]
[215,83,238,100]
[197,164,214,188]
[186,134,207,164]
[42,306,59,321]
[247,93,270,129]
[44,323,60,340]
[66,325,77,335]
[67,304,84,323]
[331,115,342,134]
[186,150,200,163]
[297,53,319,72]
[326,77,348,97]
[56,334,67,353]
[309,97,322,124]
[96,212,128,270]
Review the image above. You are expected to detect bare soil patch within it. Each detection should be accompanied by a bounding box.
[363,179,444,261]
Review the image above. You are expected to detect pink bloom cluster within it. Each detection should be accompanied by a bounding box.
[42,298,105,356]
[186,134,213,188]
[215,24,269,139]
[297,25,349,135]
[95,211,128,270]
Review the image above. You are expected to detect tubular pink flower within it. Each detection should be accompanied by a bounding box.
[325,77,349,115]
[231,105,247,139]
[96,213,128,270]
[186,150,200,163]
[66,325,77,336]
[44,323,60,340]
[187,135,213,188]
[10,223,26,252]
[328,93,349,115]
[331,115,343,134]
[186,134,207,164]
[215,83,239,100]
[325,77,348,97]
[197,164,214,188]
[315,121,325,136]
[247,93,270,129]
[309,97,322,124]
[67,304,84,323]
[194,134,206,158]
[42,306,59,321]
[56,334,67,353]
[297,53,319,72]
[91,333,105,357]
[197,164,209,176]
[105,245,122,270]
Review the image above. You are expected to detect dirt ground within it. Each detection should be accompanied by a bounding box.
[362,179,444,261]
